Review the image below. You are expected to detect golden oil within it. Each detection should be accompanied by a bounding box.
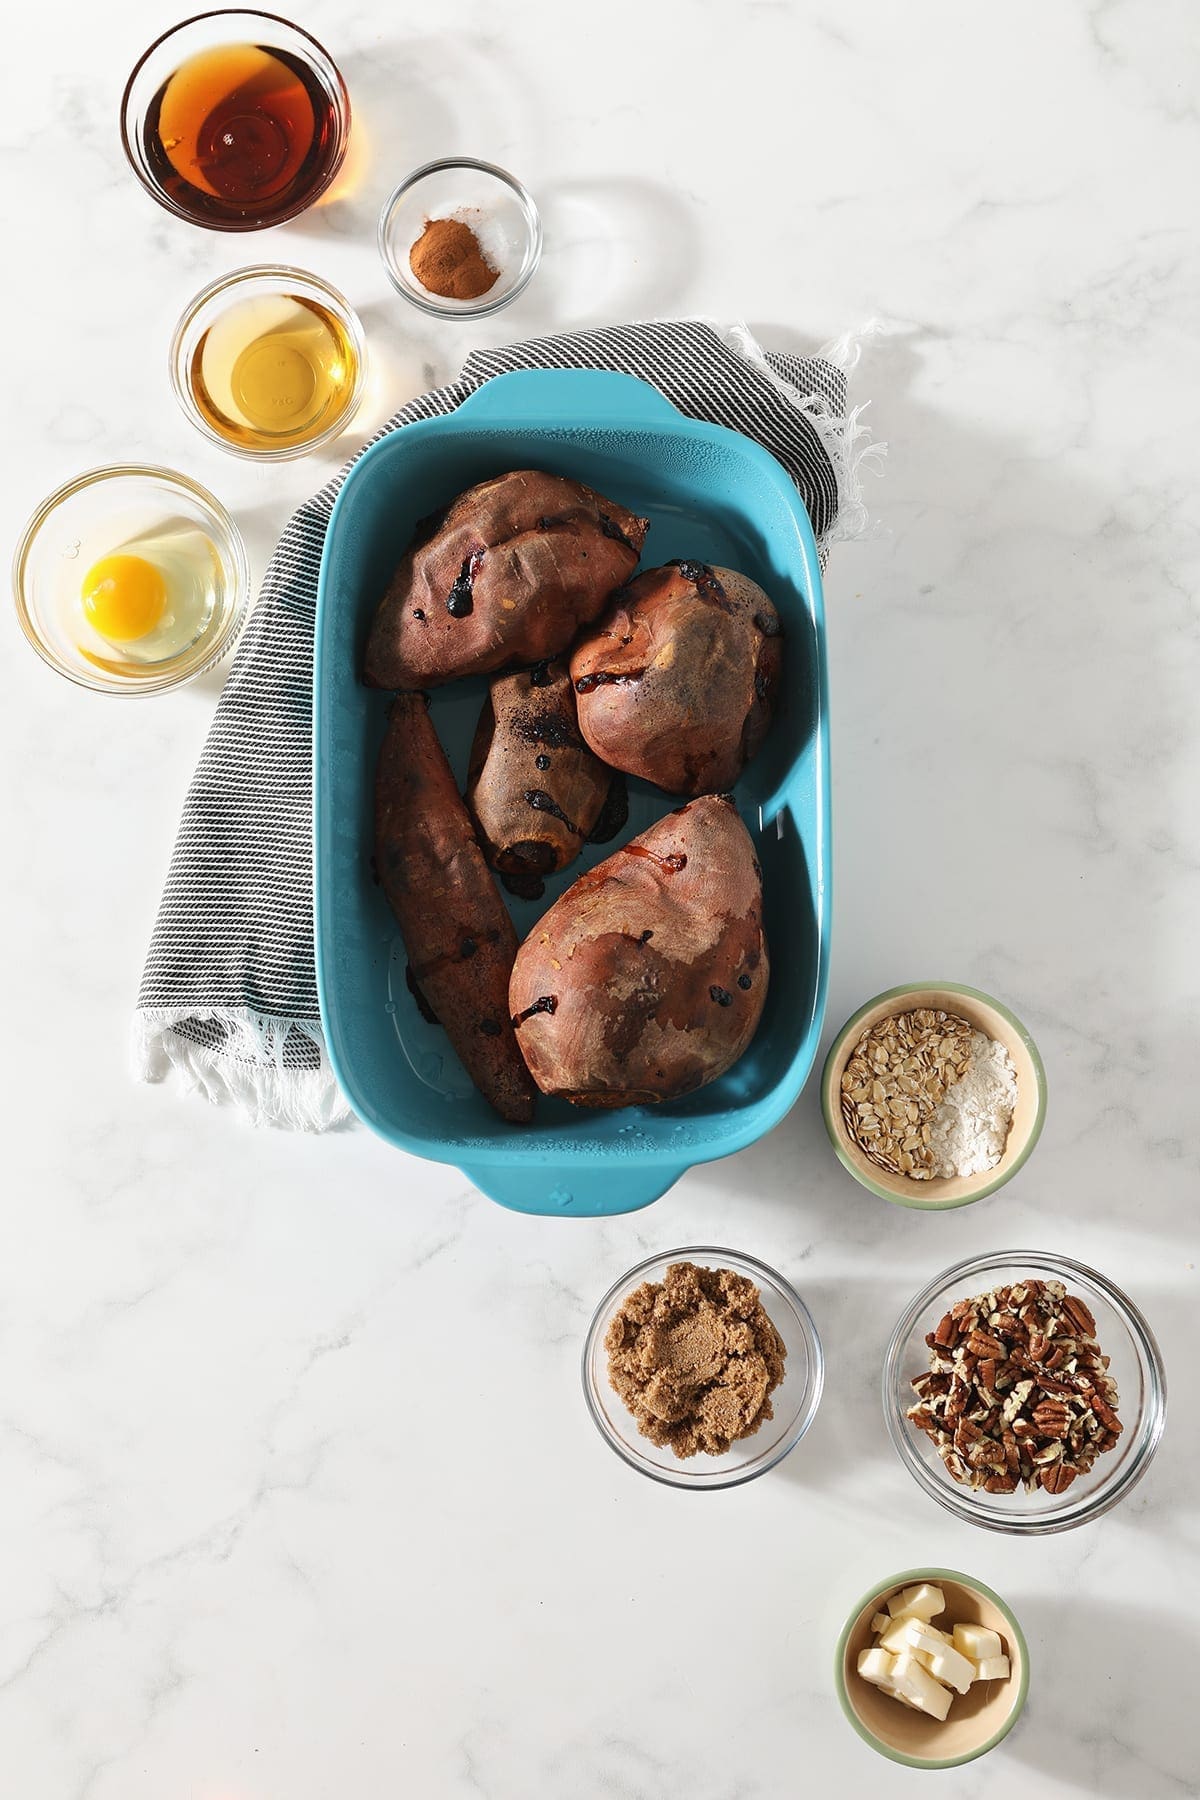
[188,290,361,452]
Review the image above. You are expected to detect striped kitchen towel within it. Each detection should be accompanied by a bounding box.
[132,318,879,1129]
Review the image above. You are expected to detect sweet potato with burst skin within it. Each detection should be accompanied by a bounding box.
[375,693,535,1124]
[364,470,649,690]
[509,795,768,1107]
[570,562,783,796]
[466,662,614,883]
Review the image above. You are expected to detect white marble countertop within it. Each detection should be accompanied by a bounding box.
[4,2,1198,1795]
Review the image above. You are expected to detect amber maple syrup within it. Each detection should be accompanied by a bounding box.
[142,41,342,227]
[187,287,361,452]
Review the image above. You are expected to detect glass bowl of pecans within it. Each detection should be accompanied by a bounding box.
[885,1251,1166,1533]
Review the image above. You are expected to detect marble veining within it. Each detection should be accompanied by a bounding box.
[2,1,1198,1795]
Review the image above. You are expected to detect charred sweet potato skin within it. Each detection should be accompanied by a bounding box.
[570,562,782,796]
[509,795,768,1107]
[375,694,535,1124]
[364,470,649,690]
[466,662,613,881]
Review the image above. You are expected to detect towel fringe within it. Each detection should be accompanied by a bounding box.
[718,318,887,549]
[131,1007,351,1132]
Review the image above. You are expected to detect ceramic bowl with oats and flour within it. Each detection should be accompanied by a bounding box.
[821,983,1046,1209]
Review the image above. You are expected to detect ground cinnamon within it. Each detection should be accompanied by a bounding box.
[409,216,499,300]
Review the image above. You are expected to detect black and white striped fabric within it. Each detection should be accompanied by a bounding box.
[133,319,853,1129]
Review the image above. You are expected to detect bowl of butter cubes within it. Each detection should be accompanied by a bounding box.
[834,1569,1029,1768]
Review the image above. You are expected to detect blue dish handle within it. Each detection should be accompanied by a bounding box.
[460,1160,688,1217]
[453,367,685,427]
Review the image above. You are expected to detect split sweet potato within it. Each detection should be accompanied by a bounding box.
[375,693,535,1124]
[509,794,768,1107]
[466,662,615,887]
[570,561,783,795]
[364,470,649,690]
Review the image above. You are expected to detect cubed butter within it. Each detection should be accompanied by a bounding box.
[871,1612,890,1635]
[904,1620,952,1654]
[878,1612,922,1654]
[953,1622,1003,1663]
[886,1582,945,1621]
[975,1654,1011,1683]
[890,1652,953,1721]
[857,1647,898,1689]
[923,1640,976,1695]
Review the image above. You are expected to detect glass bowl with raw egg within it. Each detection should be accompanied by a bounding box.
[170,265,366,459]
[120,10,350,231]
[12,465,249,695]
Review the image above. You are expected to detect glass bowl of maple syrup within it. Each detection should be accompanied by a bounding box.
[120,9,350,231]
[170,265,366,459]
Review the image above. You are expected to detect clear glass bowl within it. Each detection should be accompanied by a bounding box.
[120,9,350,231]
[378,158,542,318]
[582,1246,824,1490]
[12,465,250,695]
[169,264,366,460]
[885,1249,1166,1533]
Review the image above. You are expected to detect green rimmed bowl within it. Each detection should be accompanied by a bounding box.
[835,1567,1029,1769]
[820,983,1046,1209]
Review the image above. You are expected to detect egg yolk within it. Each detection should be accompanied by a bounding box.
[81,554,167,642]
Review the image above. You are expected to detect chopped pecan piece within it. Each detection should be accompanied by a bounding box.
[933,1311,959,1347]
[1062,1293,1097,1337]
[1032,1399,1074,1437]
[1090,1393,1123,1435]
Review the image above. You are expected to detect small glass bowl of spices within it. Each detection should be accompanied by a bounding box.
[582,1247,824,1490]
[170,265,366,459]
[120,10,350,231]
[820,982,1046,1210]
[12,464,249,695]
[378,157,542,317]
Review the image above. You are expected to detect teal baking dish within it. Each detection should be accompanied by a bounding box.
[314,369,830,1215]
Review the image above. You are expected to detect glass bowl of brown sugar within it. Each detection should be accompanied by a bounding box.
[378,158,542,318]
[582,1246,824,1490]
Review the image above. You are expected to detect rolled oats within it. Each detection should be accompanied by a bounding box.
[840,1009,974,1179]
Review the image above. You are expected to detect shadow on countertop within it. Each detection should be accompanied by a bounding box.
[689,312,1194,1256]
[1004,1593,1199,1797]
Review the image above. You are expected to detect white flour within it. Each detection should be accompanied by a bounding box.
[929,1031,1018,1178]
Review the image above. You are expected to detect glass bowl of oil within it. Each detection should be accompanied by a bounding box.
[379,158,542,317]
[13,466,250,696]
[170,265,366,460]
[120,9,350,231]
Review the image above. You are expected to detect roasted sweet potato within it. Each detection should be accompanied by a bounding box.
[466,662,615,887]
[364,470,649,690]
[375,693,535,1123]
[509,795,768,1107]
[570,561,783,795]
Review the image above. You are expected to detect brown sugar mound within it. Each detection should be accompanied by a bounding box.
[604,1261,787,1457]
